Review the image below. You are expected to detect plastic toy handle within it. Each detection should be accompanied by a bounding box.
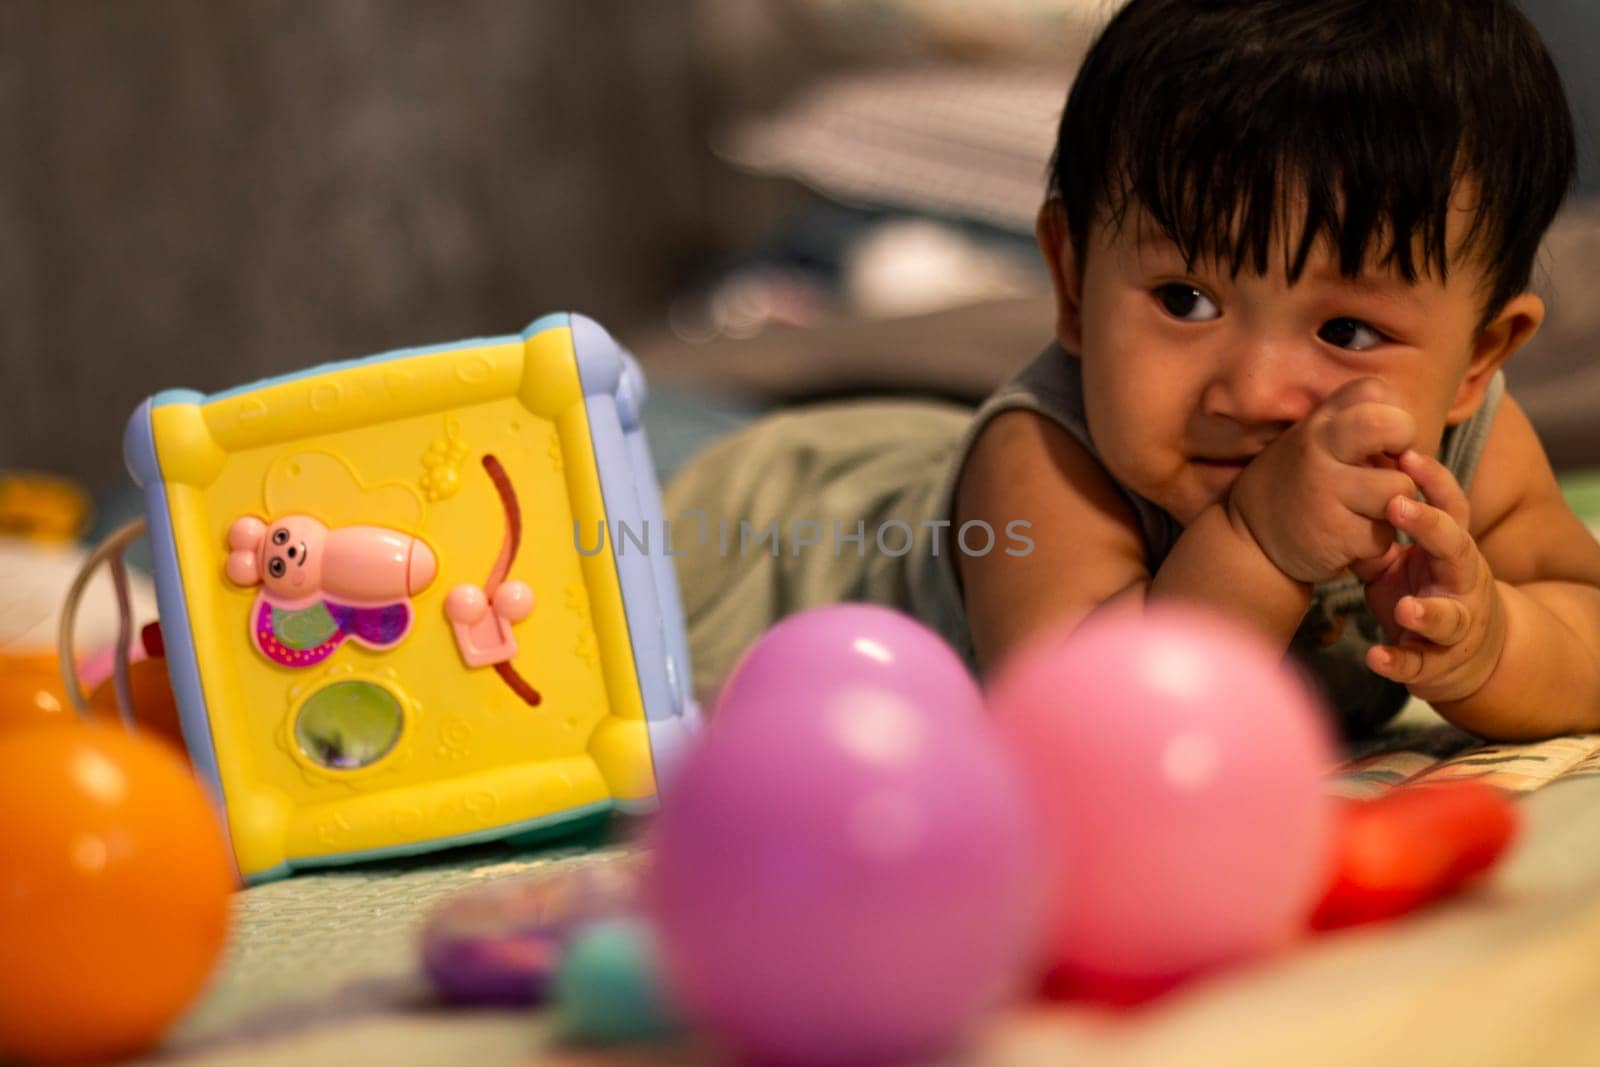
[55,518,148,724]
[446,582,531,668]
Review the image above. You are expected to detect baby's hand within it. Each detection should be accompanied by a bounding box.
[1226,378,1419,583]
[1349,450,1507,705]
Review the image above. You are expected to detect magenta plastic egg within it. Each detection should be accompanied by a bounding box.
[711,603,990,729]
[648,606,1040,1065]
[989,605,1336,1001]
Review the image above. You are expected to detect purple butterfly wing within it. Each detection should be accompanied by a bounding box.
[328,601,413,649]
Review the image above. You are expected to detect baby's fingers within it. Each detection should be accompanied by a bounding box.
[1388,494,1473,585]
[1324,403,1417,465]
[1366,639,1434,684]
[1396,594,1471,646]
[1349,541,1403,584]
[1398,449,1470,529]
[1367,637,1482,703]
[1344,466,1418,520]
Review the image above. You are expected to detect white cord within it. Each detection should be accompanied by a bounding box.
[57,518,148,719]
[109,550,136,727]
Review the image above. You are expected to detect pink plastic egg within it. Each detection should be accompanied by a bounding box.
[989,604,1336,1002]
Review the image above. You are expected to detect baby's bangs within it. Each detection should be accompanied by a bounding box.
[1053,0,1574,323]
[1094,66,1487,286]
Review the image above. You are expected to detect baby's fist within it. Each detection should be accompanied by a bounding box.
[1227,378,1417,583]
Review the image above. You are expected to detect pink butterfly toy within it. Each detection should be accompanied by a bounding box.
[225,514,437,668]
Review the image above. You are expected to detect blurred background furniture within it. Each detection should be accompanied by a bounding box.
[0,0,788,491]
[3,0,1597,497]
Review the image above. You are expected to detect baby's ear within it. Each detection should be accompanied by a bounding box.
[1449,292,1545,424]
[1036,199,1086,354]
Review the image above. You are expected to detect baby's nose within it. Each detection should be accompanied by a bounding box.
[1204,347,1319,426]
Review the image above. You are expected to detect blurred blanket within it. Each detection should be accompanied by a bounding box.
[148,719,1600,1066]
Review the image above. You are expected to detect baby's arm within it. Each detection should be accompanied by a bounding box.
[956,378,1418,676]
[955,410,1149,672]
[956,410,1312,675]
[1385,396,1600,739]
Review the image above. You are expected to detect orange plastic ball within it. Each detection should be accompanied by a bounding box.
[89,657,187,756]
[0,654,76,730]
[0,721,236,1064]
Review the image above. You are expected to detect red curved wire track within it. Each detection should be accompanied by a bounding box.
[482,454,540,707]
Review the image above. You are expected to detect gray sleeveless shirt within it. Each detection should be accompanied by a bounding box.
[908,343,1505,737]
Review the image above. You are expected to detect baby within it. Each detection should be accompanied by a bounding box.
[665,0,1600,741]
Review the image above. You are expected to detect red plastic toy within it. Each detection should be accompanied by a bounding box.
[1311,781,1520,931]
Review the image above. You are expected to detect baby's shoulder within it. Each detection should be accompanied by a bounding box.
[1467,392,1549,543]
[953,406,1152,667]
[956,407,1149,565]
[1469,393,1600,586]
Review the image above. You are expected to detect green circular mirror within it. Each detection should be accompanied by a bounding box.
[294,681,404,770]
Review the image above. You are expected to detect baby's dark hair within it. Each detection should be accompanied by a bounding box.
[1049,0,1577,327]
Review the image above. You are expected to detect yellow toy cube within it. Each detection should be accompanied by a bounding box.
[124,313,700,883]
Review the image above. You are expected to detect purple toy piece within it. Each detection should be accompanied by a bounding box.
[328,601,412,647]
[420,855,645,1006]
[251,599,413,668]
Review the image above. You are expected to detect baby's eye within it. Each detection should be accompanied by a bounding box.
[271,529,290,546]
[268,558,286,579]
[1154,284,1220,322]
[1318,318,1387,351]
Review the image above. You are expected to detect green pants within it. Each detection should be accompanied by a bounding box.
[662,399,972,696]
